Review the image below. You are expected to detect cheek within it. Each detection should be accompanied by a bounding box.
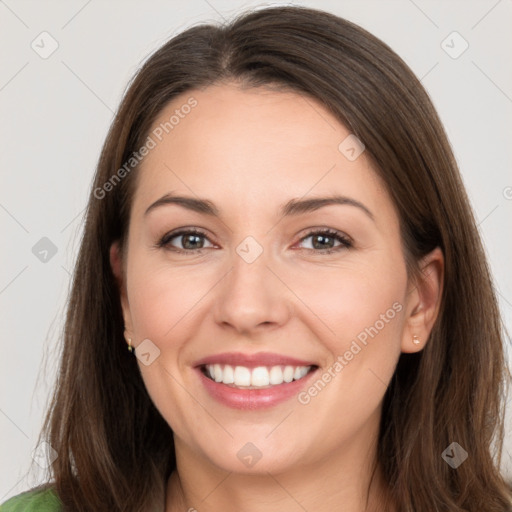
[291,259,406,416]
[290,270,405,442]
[289,257,407,351]
[126,257,212,340]
[294,257,406,415]
[124,257,211,433]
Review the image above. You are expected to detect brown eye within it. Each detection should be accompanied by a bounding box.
[179,233,206,250]
[158,229,214,253]
[297,229,352,253]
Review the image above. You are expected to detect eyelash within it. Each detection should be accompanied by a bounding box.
[156,228,352,255]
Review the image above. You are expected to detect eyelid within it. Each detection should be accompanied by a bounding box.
[294,228,353,252]
[157,227,215,252]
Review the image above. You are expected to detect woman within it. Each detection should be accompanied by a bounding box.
[2,5,511,512]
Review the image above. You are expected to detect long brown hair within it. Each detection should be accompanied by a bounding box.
[32,6,511,511]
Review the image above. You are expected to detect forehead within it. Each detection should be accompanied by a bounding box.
[132,83,392,221]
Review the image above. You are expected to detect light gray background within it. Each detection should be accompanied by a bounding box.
[1,0,511,502]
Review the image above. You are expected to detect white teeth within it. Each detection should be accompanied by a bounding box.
[251,367,270,387]
[233,366,251,386]
[213,364,222,383]
[222,364,234,384]
[269,366,283,385]
[298,366,308,379]
[204,364,313,388]
[283,365,294,383]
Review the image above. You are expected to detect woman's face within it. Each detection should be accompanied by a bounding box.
[112,83,440,475]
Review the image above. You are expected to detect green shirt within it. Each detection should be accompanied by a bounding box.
[1,485,166,511]
[0,487,61,512]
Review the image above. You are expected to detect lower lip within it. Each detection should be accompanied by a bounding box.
[197,368,317,410]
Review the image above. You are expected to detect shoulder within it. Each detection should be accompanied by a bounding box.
[0,486,61,512]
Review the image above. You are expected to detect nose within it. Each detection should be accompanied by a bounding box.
[213,245,292,337]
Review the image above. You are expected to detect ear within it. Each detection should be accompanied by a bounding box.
[401,247,444,353]
[110,241,133,339]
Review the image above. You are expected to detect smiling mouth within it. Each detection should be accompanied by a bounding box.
[201,364,318,389]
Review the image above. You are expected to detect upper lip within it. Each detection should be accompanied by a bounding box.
[193,352,317,369]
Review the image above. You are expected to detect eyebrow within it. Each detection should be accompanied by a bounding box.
[144,193,374,221]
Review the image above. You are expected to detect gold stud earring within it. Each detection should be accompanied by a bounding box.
[412,335,420,345]
[127,337,135,354]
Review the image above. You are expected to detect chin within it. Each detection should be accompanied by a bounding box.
[193,434,311,476]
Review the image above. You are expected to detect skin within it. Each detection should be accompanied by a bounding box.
[110,83,443,512]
